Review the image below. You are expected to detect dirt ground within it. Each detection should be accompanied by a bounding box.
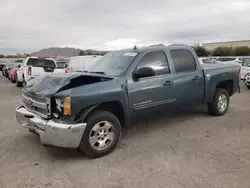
[0,74,250,188]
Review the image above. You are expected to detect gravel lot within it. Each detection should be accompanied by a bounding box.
[0,74,250,188]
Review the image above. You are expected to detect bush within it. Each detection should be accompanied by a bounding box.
[232,46,250,56]
[212,47,233,56]
[0,54,4,58]
[193,46,209,57]
[211,46,250,56]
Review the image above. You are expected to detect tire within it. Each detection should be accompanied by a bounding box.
[79,110,121,158]
[16,80,22,87]
[208,88,229,116]
[244,74,250,89]
[11,78,15,83]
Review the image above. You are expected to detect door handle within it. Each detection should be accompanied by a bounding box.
[193,76,201,80]
[163,81,174,86]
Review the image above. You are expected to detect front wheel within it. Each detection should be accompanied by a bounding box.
[208,88,229,116]
[79,110,121,158]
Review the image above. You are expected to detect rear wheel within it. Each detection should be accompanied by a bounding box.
[208,88,229,116]
[79,110,121,158]
[11,78,15,83]
[16,79,22,87]
[244,74,250,89]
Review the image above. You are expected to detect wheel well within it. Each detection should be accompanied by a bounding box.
[78,101,125,127]
[216,80,233,96]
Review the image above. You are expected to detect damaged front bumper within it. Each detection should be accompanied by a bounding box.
[15,106,86,148]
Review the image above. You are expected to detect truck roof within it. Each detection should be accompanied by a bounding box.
[115,44,192,53]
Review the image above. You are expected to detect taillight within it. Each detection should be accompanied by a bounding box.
[28,66,32,75]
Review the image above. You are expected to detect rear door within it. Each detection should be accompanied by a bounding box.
[169,49,204,106]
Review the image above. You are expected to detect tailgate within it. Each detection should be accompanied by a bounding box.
[54,68,66,73]
[32,67,56,76]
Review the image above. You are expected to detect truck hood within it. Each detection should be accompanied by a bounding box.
[23,73,114,97]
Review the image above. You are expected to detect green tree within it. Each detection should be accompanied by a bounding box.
[193,46,209,57]
[0,54,4,58]
[212,47,233,56]
[232,46,250,56]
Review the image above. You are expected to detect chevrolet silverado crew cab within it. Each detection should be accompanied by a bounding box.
[15,44,240,158]
[16,57,65,86]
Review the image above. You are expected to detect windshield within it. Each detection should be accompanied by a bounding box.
[26,58,56,68]
[87,51,137,76]
[56,61,67,68]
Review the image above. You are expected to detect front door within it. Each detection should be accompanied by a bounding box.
[127,50,177,116]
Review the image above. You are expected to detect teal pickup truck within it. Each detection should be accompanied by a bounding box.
[16,44,240,158]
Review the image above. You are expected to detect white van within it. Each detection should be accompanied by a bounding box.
[66,55,103,72]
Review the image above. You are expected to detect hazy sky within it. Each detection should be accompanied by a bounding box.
[0,0,250,54]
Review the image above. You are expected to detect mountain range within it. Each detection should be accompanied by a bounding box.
[31,47,107,57]
[30,44,166,57]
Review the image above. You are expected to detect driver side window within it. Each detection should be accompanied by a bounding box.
[137,51,170,76]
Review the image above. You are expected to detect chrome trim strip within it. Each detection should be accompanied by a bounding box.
[134,98,176,111]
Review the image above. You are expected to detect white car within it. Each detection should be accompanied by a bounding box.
[66,55,103,73]
[199,57,211,64]
[16,57,65,87]
[216,57,242,65]
[240,57,250,89]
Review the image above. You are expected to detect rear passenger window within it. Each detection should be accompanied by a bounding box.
[170,50,196,73]
[137,51,170,76]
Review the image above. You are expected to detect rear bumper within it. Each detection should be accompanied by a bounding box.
[15,106,86,148]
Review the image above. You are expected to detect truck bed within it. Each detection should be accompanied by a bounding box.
[201,63,240,104]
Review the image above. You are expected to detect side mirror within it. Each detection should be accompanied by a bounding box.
[133,67,155,79]
[18,64,21,68]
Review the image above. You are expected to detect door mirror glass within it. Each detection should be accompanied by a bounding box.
[133,67,155,79]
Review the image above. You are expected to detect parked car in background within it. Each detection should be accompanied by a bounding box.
[240,57,250,89]
[2,59,23,78]
[56,60,68,73]
[8,64,21,83]
[216,57,242,65]
[16,57,65,87]
[0,60,5,71]
[16,44,240,158]
[199,57,211,64]
[67,55,103,73]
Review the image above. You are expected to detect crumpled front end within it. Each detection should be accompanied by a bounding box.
[15,106,86,148]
